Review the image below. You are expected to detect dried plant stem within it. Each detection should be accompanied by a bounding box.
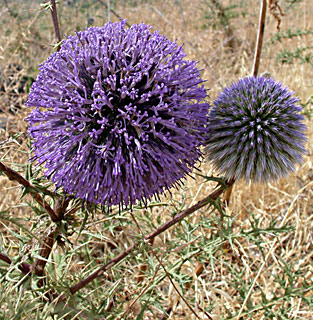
[96,0,130,27]
[0,245,54,278]
[118,249,164,320]
[252,0,267,77]
[155,251,202,320]
[50,0,62,50]
[68,180,234,295]
[107,0,111,21]
[0,161,58,221]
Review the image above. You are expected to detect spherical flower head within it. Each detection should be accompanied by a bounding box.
[205,76,307,183]
[26,21,210,207]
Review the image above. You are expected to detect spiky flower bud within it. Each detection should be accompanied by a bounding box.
[205,76,307,183]
[26,21,210,207]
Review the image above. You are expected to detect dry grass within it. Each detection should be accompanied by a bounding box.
[0,0,312,319]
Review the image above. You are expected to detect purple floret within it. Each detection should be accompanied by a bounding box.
[205,76,307,183]
[26,21,210,207]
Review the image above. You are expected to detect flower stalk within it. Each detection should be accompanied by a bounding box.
[252,0,267,77]
[50,0,62,50]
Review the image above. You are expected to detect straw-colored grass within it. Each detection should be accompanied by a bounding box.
[0,0,312,319]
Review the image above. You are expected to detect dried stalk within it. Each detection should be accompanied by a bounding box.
[96,0,130,27]
[50,0,62,50]
[252,0,267,77]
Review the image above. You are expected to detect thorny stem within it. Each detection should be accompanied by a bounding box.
[0,160,71,289]
[0,246,87,315]
[0,199,70,301]
[0,161,58,221]
[68,179,234,295]
[116,201,201,320]
[33,231,55,276]
[32,196,71,286]
[0,252,32,274]
[50,0,62,50]
[252,0,267,76]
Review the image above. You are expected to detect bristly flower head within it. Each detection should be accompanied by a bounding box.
[26,21,210,208]
[205,76,307,183]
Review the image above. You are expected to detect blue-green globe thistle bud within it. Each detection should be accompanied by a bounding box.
[205,76,307,183]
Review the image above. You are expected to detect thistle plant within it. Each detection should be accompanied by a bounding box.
[1,1,312,319]
[26,20,210,208]
[205,76,307,183]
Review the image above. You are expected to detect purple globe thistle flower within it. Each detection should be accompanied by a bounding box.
[26,21,210,208]
[205,76,307,183]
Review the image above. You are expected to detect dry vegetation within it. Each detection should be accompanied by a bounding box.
[0,0,312,319]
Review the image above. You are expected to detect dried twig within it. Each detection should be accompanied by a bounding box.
[96,0,130,27]
[268,0,285,30]
[155,251,202,320]
[223,0,267,206]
